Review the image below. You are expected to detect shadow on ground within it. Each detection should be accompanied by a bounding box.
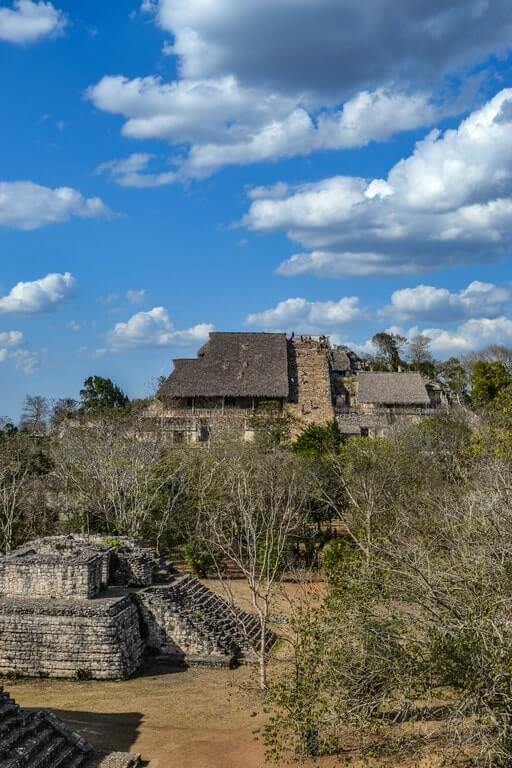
[26,707,143,755]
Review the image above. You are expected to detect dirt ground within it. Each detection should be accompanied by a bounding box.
[7,665,296,768]
[5,666,445,768]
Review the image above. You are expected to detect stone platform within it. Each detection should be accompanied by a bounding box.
[0,593,143,681]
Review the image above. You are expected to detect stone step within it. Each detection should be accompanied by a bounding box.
[23,736,74,768]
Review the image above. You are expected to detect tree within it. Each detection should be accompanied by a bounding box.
[50,398,79,430]
[464,345,512,375]
[440,357,469,404]
[50,415,178,537]
[293,421,343,458]
[0,432,53,553]
[266,439,512,766]
[407,334,436,376]
[250,400,294,450]
[79,375,128,414]
[371,331,408,371]
[195,445,309,689]
[20,395,49,434]
[471,360,511,407]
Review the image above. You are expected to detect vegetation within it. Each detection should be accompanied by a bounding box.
[3,357,512,763]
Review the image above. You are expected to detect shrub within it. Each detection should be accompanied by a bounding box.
[184,541,215,578]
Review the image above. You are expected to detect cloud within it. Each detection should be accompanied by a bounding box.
[0,330,24,348]
[246,296,362,331]
[126,289,145,304]
[0,0,66,44]
[86,1,512,179]
[0,332,42,374]
[105,306,213,351]
[0,272,76,314]
[87,75,461,180]
[153,0,512,98]
[383,281,511,322]
[66,320,80,332]
[408,317,512,356]
[0,181,110,230]
[242,90,512,276]
[95,153,177,188]
[9,347,42,373]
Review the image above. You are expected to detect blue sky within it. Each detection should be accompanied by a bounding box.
[1,0,512,419]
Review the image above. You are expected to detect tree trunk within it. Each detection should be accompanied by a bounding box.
[259,620,267,690]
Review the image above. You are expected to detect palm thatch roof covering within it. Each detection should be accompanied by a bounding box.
[157,332,290,399]
[356,372,430,405]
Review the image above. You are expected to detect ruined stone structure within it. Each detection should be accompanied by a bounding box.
[0,687,140,767]
[287,337,334,426]
[335,371,449,437]
[0,536,273,680]
[152,331,449,440]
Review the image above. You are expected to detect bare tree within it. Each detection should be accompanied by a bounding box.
[0,433,35,552]
[20,395,49,435]
[51,415,186,538]
[407,334,434,370]
[196,446,309,689]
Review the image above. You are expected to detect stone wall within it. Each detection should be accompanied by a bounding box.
[0,594,144,680]
[110,550,154,588]
[0,553,103,600]
[287,339,335,428]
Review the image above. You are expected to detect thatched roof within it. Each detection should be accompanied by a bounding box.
[157,332,289,399]
[357,372,430,405]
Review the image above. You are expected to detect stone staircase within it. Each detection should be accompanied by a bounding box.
[0,690,140,768]
[0,689,91,768]
[141,574,277,666]
[287,339,334,427]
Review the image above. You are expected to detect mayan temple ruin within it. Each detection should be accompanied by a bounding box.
[0,535,273,681]
[150,331,449,441]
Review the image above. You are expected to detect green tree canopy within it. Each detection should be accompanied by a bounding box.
[293,421,343,457]
[471,360,511,407]
[79,376,129,414]
[440,357,469,403]
[371,331,407,371]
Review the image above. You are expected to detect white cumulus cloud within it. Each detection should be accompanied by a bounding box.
[0,181,110,230]
[243,90,512,276]
[413,317,512,356]
[246,296,362,331]
[86,1,512,179]
[0,330,23,348]
[87,75,457,180]
[0,0,66,44]
[95,153,177,188]
[383,281,511,322]
[105,306,213,351]
[0,272,76,314]
[0,331,42,374]
[153,0,512,98]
